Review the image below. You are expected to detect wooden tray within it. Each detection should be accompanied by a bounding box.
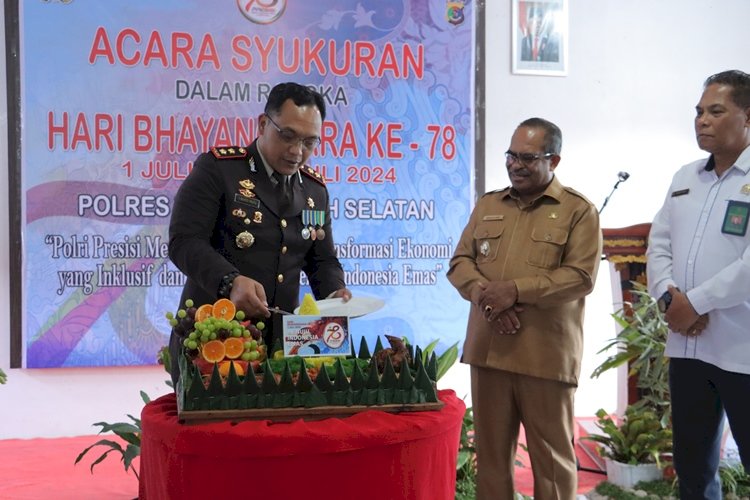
[178,400,445,424]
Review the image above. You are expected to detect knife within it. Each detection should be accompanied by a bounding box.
[271,306,294,315]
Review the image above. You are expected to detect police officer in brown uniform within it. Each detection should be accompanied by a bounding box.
[448,118,601,499]
[168,82,351,383]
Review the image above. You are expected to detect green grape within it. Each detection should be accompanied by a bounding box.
[177,309,187,319]
[183,338,190,347]
[249,340,258,350]
[232,330,242,338]
[256,321,266,330]
[169,318,178,327]
[188,331,198,340]
[242,329,251,338]
[185,299,194,308]
[244,341,253,349]
[247,350,260,361]
[241,352,252,361]
[210,332,217,340]
[187,340,198,350]
[235,310,246,321]
[200,334,210,343]
[165,311,174,320]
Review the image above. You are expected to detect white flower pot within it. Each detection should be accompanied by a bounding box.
[604,458,662,488]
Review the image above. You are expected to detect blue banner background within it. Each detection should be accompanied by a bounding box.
[19,0,474,367]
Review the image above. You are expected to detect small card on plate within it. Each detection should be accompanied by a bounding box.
[282,316,351,357]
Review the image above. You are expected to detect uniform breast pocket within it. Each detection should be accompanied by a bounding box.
[527,227,568,269]
[473,223,504,263]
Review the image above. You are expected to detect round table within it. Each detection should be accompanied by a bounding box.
[138,390,465,500]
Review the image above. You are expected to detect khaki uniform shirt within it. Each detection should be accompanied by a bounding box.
[447,176,602,385]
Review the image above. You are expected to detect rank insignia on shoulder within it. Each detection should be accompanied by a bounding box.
[211,146,248,159]
[239,179,255,190]
[307,197,315,208]
[300,165,325,185]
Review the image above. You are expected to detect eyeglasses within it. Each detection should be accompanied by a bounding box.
[265,114,321,151]
[505,150,554,166]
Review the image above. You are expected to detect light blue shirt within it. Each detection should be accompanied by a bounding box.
[647,145,750,375]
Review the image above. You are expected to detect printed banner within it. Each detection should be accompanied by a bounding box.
[17,0,475,367]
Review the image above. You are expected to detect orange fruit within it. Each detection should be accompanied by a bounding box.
[223,337,245,360]
[195,303,214,322]
[201,339,226,363]
[213,298,236,321]
[219,360,245,377]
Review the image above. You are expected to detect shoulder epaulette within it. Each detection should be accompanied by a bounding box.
[210,146,248,159]
[481,186,510,198]
[300,165,325,185]
[562,186,595,205]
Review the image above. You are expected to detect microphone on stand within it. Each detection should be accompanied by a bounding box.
[599,171,630,214]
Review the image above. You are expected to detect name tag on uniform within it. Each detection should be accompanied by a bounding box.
[482,215,504,221]
[671,189,690,197]
[722,200,750,236]
[235,194,260,207]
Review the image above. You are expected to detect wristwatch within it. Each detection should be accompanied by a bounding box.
[217,271,239,298]
[657,289,678,313]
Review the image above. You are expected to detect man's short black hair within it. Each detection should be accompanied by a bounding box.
[518,117,562,155]
[704,70,750,109]
[265,82,326,121]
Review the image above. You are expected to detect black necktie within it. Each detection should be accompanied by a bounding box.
[273,171,291,212]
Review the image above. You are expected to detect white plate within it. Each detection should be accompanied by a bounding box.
[294,296,385,318]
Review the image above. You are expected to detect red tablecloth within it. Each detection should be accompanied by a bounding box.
[139,390,465,500]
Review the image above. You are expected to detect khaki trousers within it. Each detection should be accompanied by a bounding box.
[471,365,577,500]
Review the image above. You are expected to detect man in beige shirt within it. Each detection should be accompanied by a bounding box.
[448,117,602,499]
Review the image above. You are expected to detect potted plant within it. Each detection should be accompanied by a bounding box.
[584,405,673,488]
[590,282,671,426]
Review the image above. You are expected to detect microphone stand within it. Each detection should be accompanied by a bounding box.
[599,172,630,214]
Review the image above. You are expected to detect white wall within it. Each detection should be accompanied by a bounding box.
[2,1,749,438]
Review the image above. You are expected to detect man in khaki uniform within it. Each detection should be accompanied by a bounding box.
[448,117,602,499]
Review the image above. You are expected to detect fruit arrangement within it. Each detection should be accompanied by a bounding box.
[167,296,444,420]
[167,298,267,378]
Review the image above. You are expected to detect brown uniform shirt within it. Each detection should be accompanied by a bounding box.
[447,176,602,385]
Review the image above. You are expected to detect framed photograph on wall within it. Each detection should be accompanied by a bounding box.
[512,0,568,76]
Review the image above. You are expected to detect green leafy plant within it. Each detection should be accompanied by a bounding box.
[0,367,7,384]
[75,347,172,478]
[591,282,671,426]
[74,390,150,480]
[419,338,459,382]
[455,406,477,500]
[584,405,672,467]
[719,461,750,497]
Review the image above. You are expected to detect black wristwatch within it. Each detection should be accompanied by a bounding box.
[657,288,678,314]
[217,271,239,298]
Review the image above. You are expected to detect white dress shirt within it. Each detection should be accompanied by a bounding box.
[647,145,750,375]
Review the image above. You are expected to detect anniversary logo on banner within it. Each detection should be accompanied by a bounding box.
[18,0,474,368]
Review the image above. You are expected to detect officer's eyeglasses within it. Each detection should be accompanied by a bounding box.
[505,150,554,166]
[265,114,321,151]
